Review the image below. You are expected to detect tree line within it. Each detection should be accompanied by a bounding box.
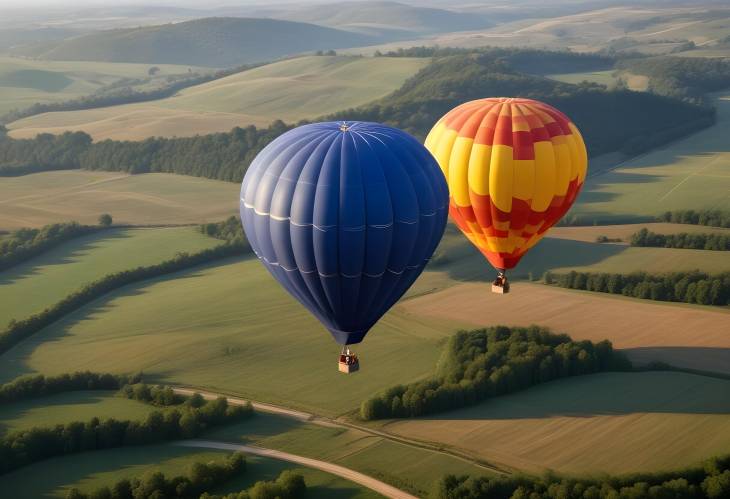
[658,210,730,228]
[202,470,307,499]
[117,383,184,407]
[0,395,253,475]
[0,48,717,181]
[630,227,730,251]
[200,216,246,245]
[0,240,251,353]
[65,452,249,499]
[0,371,140,405]
[0,221,102,271]
[360,326,630,420]
[431,453,730,498]
[545,270,730,306]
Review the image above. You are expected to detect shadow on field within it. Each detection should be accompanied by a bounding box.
[431,236,629,281]
[624,346,730,376]
[0,229,131,286]
[412,371,730,421]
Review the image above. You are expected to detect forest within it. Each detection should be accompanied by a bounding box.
[360,326,629,420]
[0,49,718,181]
[630,228,730,251]
[546,270,730,306]
[657,210,730,228]
[432,453,730,498]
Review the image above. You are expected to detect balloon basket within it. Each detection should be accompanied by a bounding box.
[338,349,359,374]
[491,273,510,294]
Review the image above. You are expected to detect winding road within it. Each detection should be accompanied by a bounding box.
[177,440,419,499]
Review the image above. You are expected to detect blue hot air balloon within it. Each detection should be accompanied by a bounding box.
[240,121,448,372]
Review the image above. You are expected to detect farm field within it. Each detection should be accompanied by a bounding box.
[208,412,491,496]
[570,92,730,223]
[0,56,206,115]
[547,70,648,91]
[7,55,429,140]
[548,223,730,243]
[0,170,239,230]
[0,257,458,417]
[400,282,730,374]
[0,390,155,435]
[0,226,220,326]
[379,371,730,474]
[0,444,378,499]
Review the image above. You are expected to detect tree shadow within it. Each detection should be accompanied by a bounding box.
[624,346,730,376]
[408,369,730,422]
[0,229,131,286]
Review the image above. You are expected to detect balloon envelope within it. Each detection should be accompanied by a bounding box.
[241,121,449,345]
[425,98,587,271]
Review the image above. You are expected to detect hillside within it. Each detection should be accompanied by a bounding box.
[8,55,429,140]
[273,1,491,37]
[26,18,374,67]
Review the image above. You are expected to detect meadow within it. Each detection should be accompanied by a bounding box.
[379,371,730,475]
[0,170,239,230]
[569,92,730,223]
[0,226,220,326]
[8,55,429,141]
[0,56,204,115]
[0,390,155,435]
[0,257,456,417]
[401,281,730,374]
[0,444,379,499]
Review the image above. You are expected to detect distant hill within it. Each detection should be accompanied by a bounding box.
[18,17,375,67]
[272,1,491,38]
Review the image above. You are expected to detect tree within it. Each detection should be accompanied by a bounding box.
[148,66,160,76]
[98,214,113,226]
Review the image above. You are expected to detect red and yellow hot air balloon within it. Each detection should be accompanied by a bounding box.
[425,97,587,293]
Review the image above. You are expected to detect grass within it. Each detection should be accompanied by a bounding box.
[0,170,239,230]
[0,390,156,435]
[8,55,429,141]
[206,412,491,496]
[400,281,730,374]
[0,226,221,326]
[378,371,730,475]
[0,56,205,115]
[0,257,456,417]
[0,444,379,499]
[570,92,730,223]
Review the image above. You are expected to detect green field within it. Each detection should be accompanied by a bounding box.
[547,70,648,91]
[0,56,205,115]
[0,257,454,417]
[8,55,429,141]
[0,444,378,499]
[0,390,155,435]
[206,412,491,495]
[0,226,220,326]
[379,371,730,475]
[570,92,730,223]
[0,170,239,230]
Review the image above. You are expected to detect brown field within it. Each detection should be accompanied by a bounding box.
[548,223,730,243]
[401,282,730,374]
[379,371,730,475]
[0,170,239,229]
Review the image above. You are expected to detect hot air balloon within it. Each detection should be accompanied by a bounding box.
[240,121,449,372]
[425,98,587,293]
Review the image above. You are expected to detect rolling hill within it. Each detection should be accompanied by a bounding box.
[23,17,375,67]
[8,55,429,140]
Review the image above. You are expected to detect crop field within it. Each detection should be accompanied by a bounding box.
[8,55,429,141]
[570,92,730,223]
[401,281,730,374]
[207,412,491,496]
[0,390,155,435]
[0,257,457,417]
[0,226,220,326]
[0,170,239,230]
[379,371,730,475]
[548,223,730,243]
[0,444,377,499]
[0,56,205,115]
